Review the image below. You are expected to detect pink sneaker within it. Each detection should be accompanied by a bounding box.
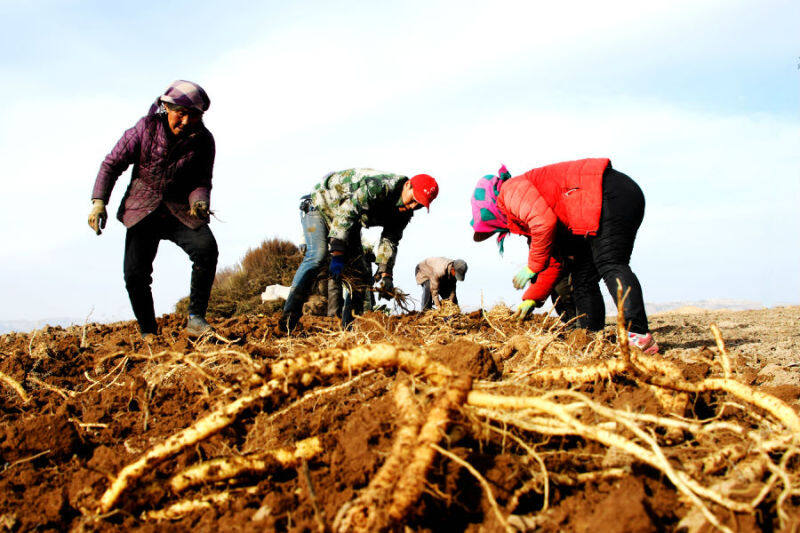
[628,332,659,354]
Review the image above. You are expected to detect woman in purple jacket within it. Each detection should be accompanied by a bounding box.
[88,80,218,339]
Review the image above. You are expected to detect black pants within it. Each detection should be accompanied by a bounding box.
[420,279,458,311]
[551,272,577,324]
[570,168,650,334]
[123,206,218,334]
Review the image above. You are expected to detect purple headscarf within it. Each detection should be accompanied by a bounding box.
[470,165,512,254]
[148,80,211,116]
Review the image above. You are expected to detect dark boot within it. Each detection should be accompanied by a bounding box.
[275,312,301,335]
[186,314,213,337]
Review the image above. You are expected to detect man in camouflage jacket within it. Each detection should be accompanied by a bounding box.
[279,168,439,332]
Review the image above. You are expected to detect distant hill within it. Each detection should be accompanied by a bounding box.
[0,318,80,335]
[645,299,764,315]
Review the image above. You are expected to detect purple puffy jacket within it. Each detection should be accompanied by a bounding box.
[92,113,215,229]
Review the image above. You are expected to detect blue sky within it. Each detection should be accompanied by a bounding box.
[0,0,797,322]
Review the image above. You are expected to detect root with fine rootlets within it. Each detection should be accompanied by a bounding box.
[333,380,424,532]
[387,374,473,522]
[90,303,800,531]
[168,437,322,493]
[97,343,456,514]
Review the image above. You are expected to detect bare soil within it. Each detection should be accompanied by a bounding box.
[0,306,798,532]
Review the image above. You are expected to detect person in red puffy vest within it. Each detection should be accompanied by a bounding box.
[470,159,658,354]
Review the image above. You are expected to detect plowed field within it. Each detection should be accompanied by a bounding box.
[1,305,798,532]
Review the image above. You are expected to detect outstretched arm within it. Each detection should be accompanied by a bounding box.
[92,118,144,203]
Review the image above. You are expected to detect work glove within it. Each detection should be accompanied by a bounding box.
[190,200,209,220]
[377,276,394,300]
[511,299,538,321]
[512,266,536,290]
[329,254,345,280]
[88,199,107,235]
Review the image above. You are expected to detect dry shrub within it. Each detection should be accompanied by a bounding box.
[175,238,302,318]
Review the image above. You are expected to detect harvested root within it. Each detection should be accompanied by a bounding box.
[388,374,473,522]
[98,367,298,512]
[142,486,259,521]
[99,344,454,513]
[169,437,322,492]
[142,491,232,521]
[0,370,29,403]
[466,390,751,530]
[710,324,732,378]
[334,380,424,532]
[549,467,629,486]
[523,359,628,387]
[643,375,800,437]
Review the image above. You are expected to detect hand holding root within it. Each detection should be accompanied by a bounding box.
[377,276,394,300]
[189,201,209,221]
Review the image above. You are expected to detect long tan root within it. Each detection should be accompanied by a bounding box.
[388,374,473,522]
[92,309,799,533]
[142,486,259,521]
[141,491,232,521]
[549,467,629,486]
[643,375,800,437]
[99,344,454,513]
[333,380,424,532]
[98,368,295,512]
[0,370,29,403]
[523,359,628,386]
[169,437,322,493]
[467,390,754,528]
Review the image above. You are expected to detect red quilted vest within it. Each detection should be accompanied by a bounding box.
[497,158,609,273]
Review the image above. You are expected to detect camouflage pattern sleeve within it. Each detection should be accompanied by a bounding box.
[327,196,360,244]
[374,213,412,275]
[328,177,388,243]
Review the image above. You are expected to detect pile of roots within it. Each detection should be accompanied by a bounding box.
[0,296,798,531]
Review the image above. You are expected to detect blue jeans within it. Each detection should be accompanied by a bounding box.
[283,208,328,317]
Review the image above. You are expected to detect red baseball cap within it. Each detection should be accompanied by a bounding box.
[409,174,439,211]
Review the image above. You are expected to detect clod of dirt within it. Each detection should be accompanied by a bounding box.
[1,411,79,463]
[543,476,659,533]
[427,339,500,380]
[565,328,593,350]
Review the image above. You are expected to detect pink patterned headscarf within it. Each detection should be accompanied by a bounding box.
[470,165,512,254]
[148,80,211,116]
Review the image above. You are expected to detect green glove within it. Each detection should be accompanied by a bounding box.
[88,199,107,235]
[512,266,536,289]
[190,200,209,220]
[511,299,537,321]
